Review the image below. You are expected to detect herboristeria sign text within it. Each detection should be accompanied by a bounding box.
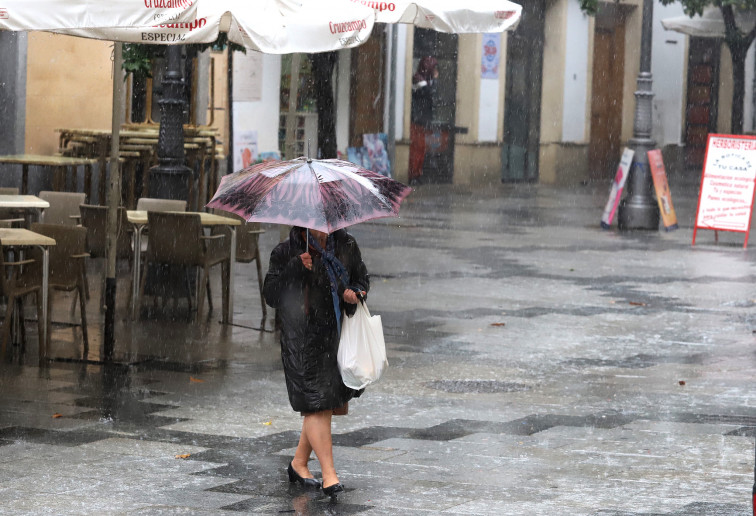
[693,134,756,246]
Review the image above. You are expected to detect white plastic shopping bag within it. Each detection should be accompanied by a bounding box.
[337,301,388,389]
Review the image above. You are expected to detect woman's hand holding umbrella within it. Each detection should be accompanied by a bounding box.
[298,252,364,304]
[299,252,313,271]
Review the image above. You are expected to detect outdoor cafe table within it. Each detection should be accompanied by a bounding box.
[57,128,159,203]
[0,154,97,195]
[57,127,218,206]
[126,210,241,323]
[0,195,50,224]
[0,228,56,359]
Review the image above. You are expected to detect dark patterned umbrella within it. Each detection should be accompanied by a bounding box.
[206,157,412,233]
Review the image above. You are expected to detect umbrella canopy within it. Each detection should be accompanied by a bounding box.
[54,0,376,54]
[353,0,521,32]
[207,157,412,233]
[661,6,756,38]
[0,0,196,31]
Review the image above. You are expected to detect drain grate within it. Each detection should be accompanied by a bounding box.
[425,380,530,393]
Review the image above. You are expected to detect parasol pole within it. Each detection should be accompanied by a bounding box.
[284,54,302,160]
[305,142,311,250]
[104,41,124,362]
[280,54,303,244]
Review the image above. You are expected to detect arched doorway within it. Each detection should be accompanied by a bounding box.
[411,28,458,184]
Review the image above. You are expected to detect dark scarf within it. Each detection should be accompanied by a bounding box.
[308,232,350,335]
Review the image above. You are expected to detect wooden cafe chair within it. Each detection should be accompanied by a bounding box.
[138,212,229,321]
[0,240,43,359]
[211,210,267,319]
[78,204,132,311]
[29,223,90,350]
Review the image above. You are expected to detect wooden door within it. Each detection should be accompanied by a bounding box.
[589,25,625,180]
[684,38,720,169]
[349,32,385,147]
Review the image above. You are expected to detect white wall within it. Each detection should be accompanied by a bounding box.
[232,52,281,155]
[652,1,686,145]
[561,0,590,142]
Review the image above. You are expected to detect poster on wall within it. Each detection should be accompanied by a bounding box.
[346,147,369,169]
[234,130,258,171]
[647,149,678,231]
[347,134,392,177]
[693,134,756,248]
[481,33,500,79]
[363,133,391,177]
[600,147,634,229]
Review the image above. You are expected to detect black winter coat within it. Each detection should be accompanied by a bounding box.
[410,80,436,127]
[263,227,370,413]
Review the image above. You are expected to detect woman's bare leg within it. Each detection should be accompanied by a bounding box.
[302,410,339,487]
[291,420,315,478]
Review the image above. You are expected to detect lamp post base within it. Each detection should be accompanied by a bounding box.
[617,197,659,230]
[617,138,659,231]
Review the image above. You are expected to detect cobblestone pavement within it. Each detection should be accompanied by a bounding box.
[1,179,755,515]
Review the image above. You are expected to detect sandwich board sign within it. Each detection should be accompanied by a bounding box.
[693,134,756,248]
[648,149,678,231]
[600,147,634,229]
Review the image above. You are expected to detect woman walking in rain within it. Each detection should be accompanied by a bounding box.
[409,55,439,185]
[264,226,369,499]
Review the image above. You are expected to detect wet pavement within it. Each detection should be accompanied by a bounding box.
[1,176,755,515]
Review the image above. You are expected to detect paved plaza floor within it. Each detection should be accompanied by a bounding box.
[1,176,755,515]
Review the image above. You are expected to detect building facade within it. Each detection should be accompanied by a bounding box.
[384,0,753,186]
[2,1,755,192]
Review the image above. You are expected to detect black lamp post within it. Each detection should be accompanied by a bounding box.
[149,45,192,201]
[618,0,660,230]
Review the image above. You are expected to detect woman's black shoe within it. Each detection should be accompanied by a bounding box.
[322,482,344,498]
[287,462,321,488]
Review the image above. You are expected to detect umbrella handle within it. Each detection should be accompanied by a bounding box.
[306,228,309,254]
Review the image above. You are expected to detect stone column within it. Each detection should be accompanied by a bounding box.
[0,32,27,155]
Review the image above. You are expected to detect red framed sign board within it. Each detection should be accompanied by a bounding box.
[693,134,756,248]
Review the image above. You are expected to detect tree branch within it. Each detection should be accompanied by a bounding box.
[721,3,738,38]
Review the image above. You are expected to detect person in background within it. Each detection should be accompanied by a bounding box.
[409,56,439,186]
[263,226,369,499]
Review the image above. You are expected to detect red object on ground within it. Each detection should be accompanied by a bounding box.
[409,123,427,181]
